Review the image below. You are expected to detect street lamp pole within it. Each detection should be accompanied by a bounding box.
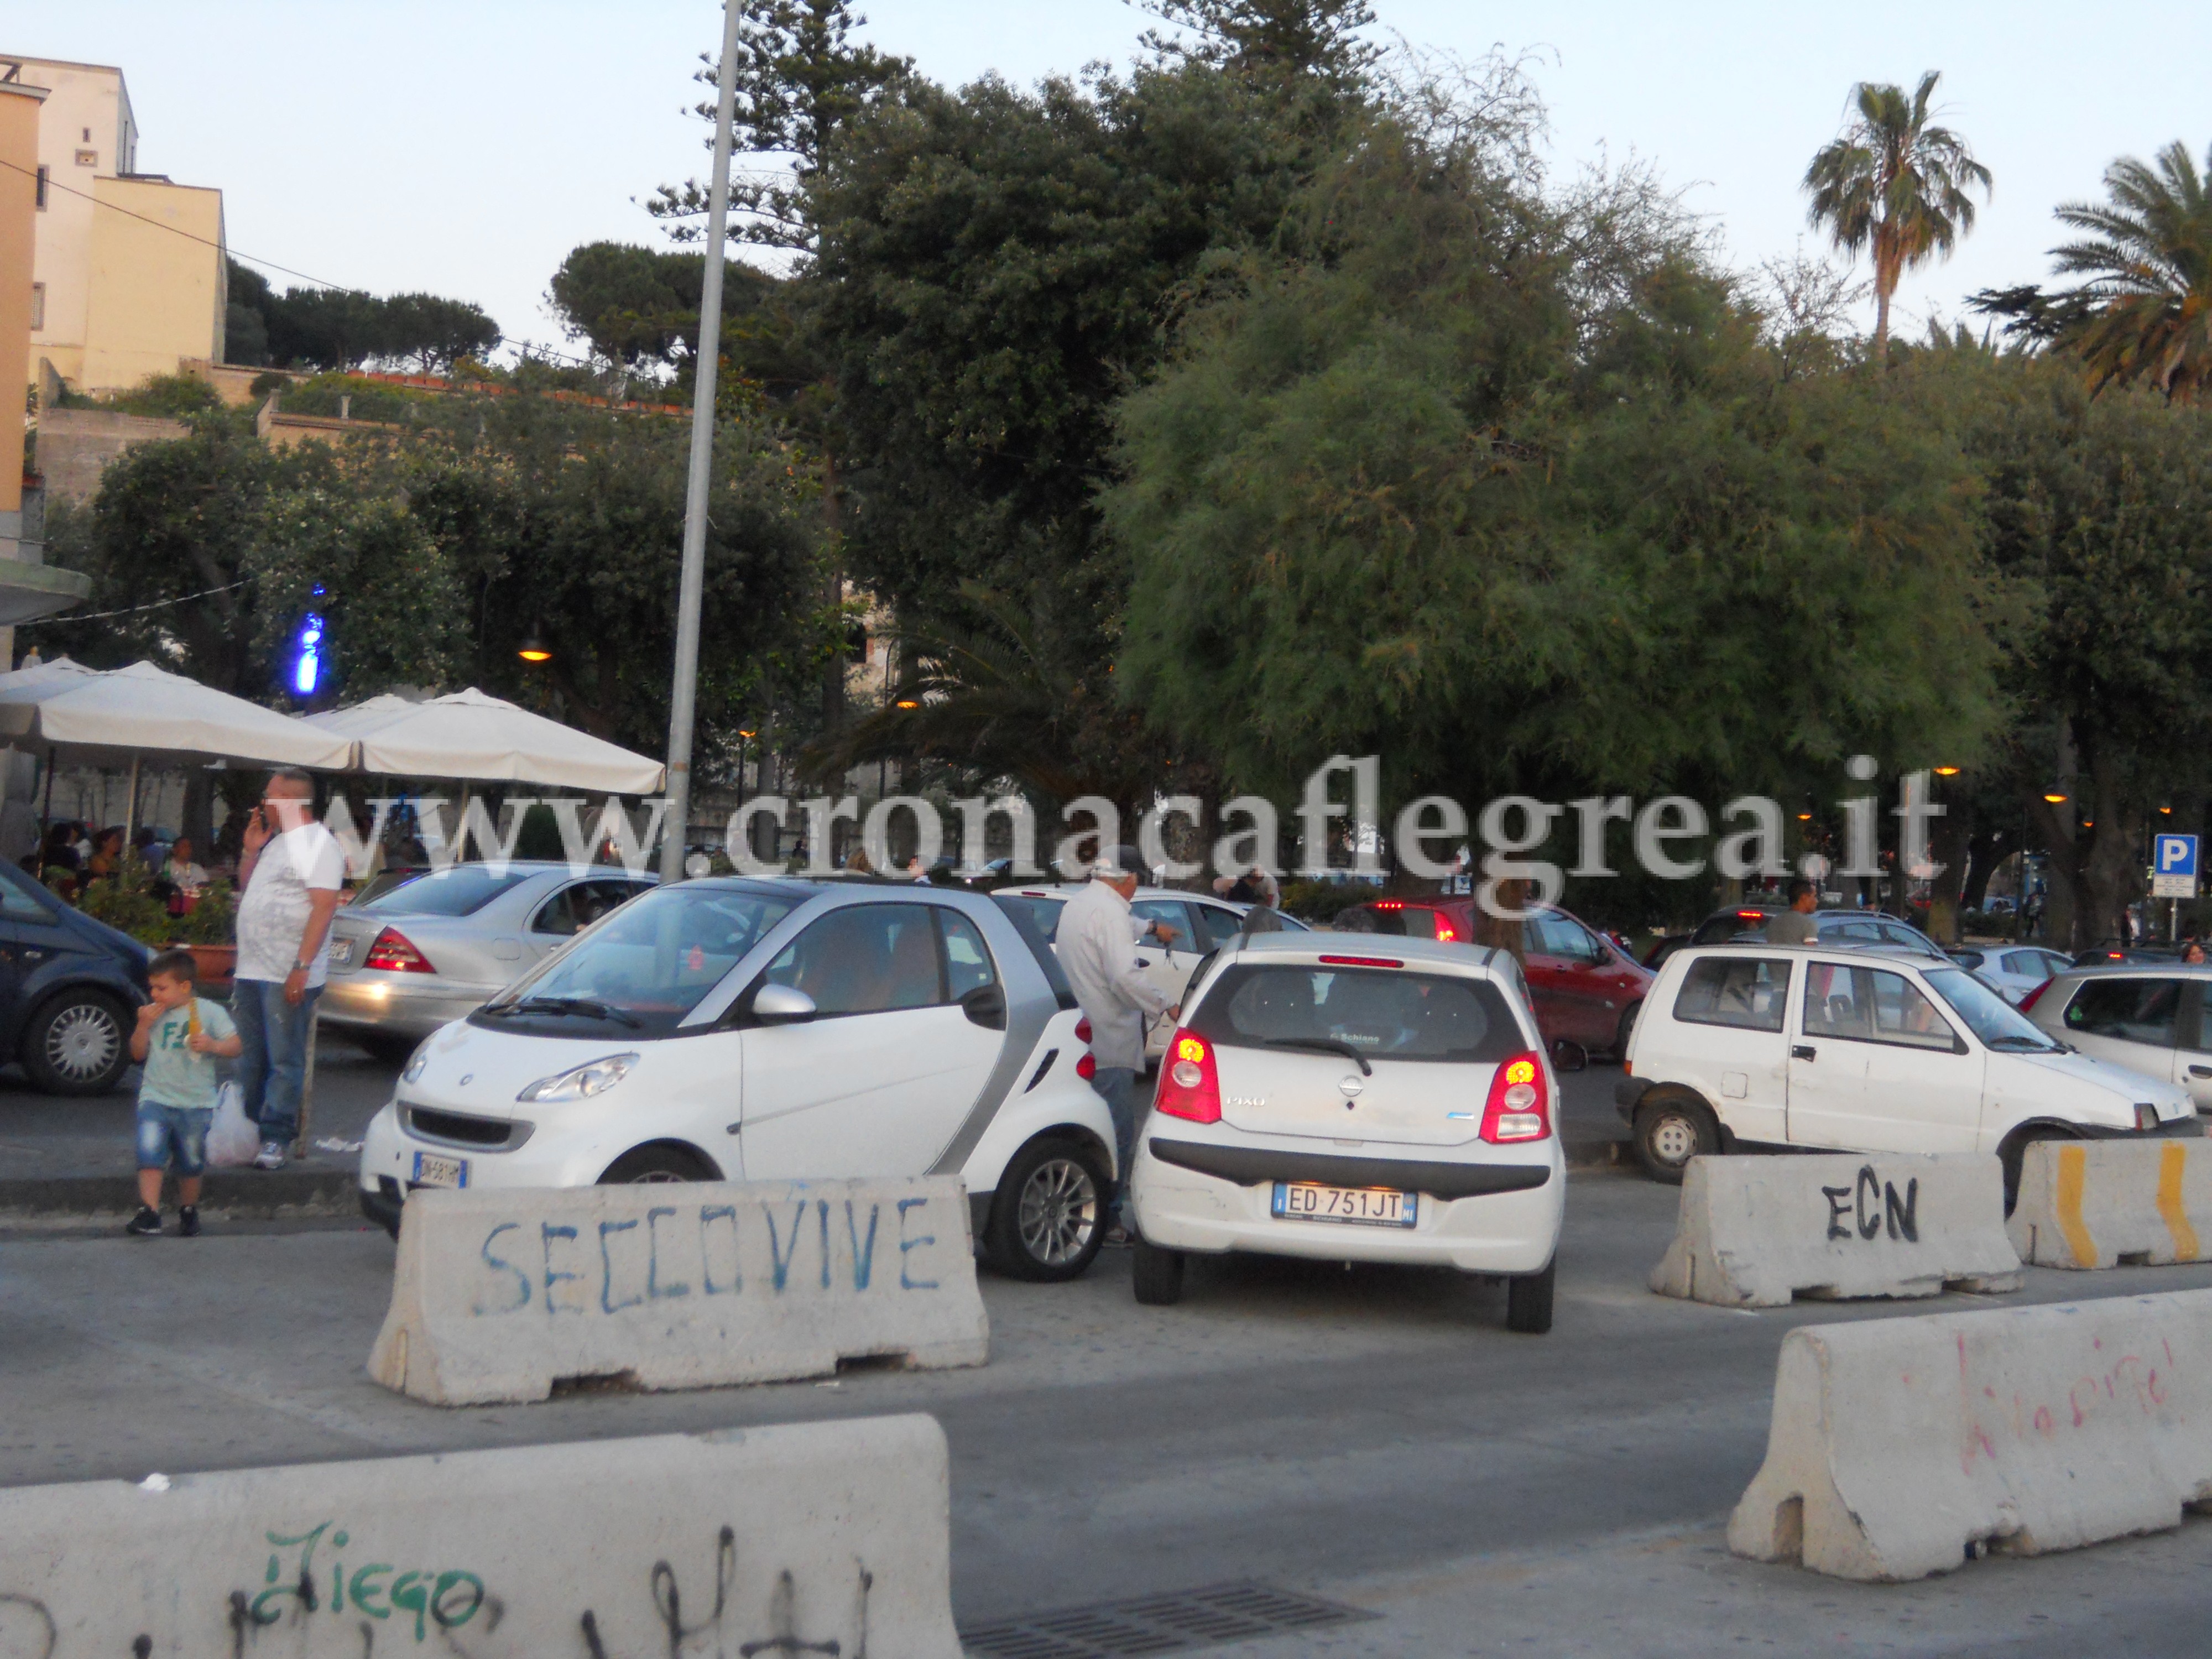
[659,0,745,883]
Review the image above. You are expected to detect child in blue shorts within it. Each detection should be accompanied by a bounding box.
[128,948,242,1237]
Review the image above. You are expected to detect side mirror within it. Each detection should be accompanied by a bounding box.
[961,983,1008,1031]
[752,983,818,1025]
[1549,1037,1589,1074]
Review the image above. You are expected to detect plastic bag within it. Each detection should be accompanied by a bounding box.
[206,1081,259,1167]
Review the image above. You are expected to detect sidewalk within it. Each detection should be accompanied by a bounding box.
[0,1039,398,1223]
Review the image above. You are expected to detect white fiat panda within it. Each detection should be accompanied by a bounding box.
[1620,944,2199,1202]
[1127,933,1566,1333]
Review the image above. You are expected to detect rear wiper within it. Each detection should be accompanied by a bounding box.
[499,995,642,1029]
[1265,1036,1373,1076]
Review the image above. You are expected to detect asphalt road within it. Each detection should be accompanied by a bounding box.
[5,1167,2210,1656]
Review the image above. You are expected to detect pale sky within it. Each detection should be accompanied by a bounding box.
[16,3,2212,362]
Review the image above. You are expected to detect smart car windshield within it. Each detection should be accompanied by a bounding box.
[1922,968,2062,1052]
[477,883,801,1036]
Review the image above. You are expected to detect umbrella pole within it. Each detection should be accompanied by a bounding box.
[123,753,141,849]
[37,746,51,843]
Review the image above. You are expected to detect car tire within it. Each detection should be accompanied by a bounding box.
[1997,1125,2074,1217]
[21,988,131,1095]
[598,1143,719,1185]
[1633,1093,1718,1184]
[1505,1259,1556,1334]
[1613,1001,1641,1061]
[1131,1237,1186,1306]
[988,1136,1109,1282]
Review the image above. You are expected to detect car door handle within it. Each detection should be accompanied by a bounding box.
[1792,1045,1817,1061]
[2190,1065,2212,1079]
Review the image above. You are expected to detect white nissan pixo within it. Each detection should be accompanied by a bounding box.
[1127,933,1566,1333]
[358,879,1124,1282]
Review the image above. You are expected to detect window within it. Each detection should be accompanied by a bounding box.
[989,893,1075,1009]
[2063,978,2182,1047]
[34,164,46,208]
[1192,904,1245,951]
[1803,963,1959,1051]
[1531,913,1604,962]
[761,903,943,1017]
[937,909,997,1000]
[1131,898,1191,951]
[28,283,41,331]
[1875,921,1943,958]
[359,864,537,916]
[992,893,1062,943]
[0,867,55,923]
[530,879,647,937]
[1922,968,2059,1052]
[1190,963,1523,1063]
[75,149,97,169]
[1673,957,1792,1033]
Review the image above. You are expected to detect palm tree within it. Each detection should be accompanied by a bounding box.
[2049,140,2212,401]
[1803,71,1992,361]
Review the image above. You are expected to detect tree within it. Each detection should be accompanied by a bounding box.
[2048,140,2212,401]
[1803,71,1991,361]
[226,261,501,373]
[1137,0,1379,96]
[546,241,813,398]
[1105,122,2004,820]
[648,0,910,254]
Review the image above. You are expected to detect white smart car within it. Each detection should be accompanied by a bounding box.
[1127,934,1566,1333]
[1619,945,2200,1201]
[358,879,1123,1281]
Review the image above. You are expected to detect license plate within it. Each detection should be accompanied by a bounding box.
[329,938,356,966]
[1271,1182,1416,1227]
[411,1150,468,1188]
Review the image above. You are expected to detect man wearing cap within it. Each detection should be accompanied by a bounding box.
[1060,846,1176,1229]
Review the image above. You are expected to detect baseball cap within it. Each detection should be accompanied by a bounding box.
[1094,844,1147,879]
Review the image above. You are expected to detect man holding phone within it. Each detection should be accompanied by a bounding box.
[233,770,344,1170]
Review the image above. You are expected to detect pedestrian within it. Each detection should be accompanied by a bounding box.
[1058,846,1176,1237]
[1768,878,1819,946]
[233,770,344,1170]
[901,854,932,883]
[126,949,242,1237]
[2185,938,2207,966]
[1213,865,1280,910]
[82,825,125,885]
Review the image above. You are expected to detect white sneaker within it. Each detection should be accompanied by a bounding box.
[253,1141,288,1170]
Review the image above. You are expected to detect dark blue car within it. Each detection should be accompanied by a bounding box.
[0,859,150,1093]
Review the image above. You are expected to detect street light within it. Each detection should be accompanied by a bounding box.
[895,699,919,710]
[517,628,551,664]
[2043,787,2069,804]
[1933,765,1961,777]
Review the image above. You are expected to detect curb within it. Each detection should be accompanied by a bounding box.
[0,1168,357,1223]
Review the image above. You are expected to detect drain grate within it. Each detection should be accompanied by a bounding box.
[961,1582,1375,1658]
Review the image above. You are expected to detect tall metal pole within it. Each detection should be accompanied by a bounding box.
[660,0,745,881]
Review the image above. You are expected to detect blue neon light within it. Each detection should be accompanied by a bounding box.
[292,613,324,696]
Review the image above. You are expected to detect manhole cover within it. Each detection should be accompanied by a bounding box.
[962,1581,1375,1658]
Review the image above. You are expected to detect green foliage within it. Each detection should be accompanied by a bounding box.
[546,242,814,398]
[1106,123,2004,811]
[226,260,500,373]
[276,373,429,424]
[2048,140,2212,401]
[75,854,173,947]
[173,880,238,947]
[93,373,227,420]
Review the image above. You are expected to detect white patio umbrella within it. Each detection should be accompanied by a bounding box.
[0,660,355,842]
[304,687,666,793]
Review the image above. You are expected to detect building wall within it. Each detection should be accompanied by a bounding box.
[82,174,225,391]
[0,78,43,534]
[33,406,187,504]
[12,56,134,392]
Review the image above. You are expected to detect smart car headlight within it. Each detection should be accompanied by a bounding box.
[401,1040,432,1084]
[517,1053,639,1103]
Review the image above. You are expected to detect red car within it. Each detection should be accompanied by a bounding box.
[1333,897,1654,1056]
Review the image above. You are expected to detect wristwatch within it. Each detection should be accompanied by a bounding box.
[294,958,315,972]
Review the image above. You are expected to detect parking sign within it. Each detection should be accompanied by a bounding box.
[2153,833,2199,899]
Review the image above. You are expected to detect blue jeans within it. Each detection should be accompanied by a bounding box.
[1091,1066,1142,1222]
[233,980,320,1146]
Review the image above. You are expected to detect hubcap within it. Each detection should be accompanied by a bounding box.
[1018,1157,1100,1267]
[628,1168,689,1183]
[1650,1114,1699,1164]
[47,1004,119,1081]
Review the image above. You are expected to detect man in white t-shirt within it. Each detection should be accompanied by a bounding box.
[233,770,345,1169]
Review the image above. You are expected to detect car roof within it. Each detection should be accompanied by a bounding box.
[1671,942,1953,974]
[2050,961,2212,979]
[1225,931,1504,971]
[997,883,1244,903]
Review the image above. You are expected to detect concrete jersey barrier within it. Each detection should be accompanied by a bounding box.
[0,1417,962,1658]
[369,1177,988,1405]
[2008,1138,2210,1270]
[1729,1288,2212,1580]
[1649,1153,2021,1308]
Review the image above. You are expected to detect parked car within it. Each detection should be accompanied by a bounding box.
[2022,963,2212,1114]
[0,858,150,1094]
[990,884,1311,1060]
[319,862,658,1056]
[358,879,1121,1282]
[1619,944,2198,1201]
[1334,897,1652,1058]
[1127,932,1565,1332]
[1947,945,2072,1005]
[1641,905,1950,972]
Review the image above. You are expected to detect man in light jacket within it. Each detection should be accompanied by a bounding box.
[1059,846,1175,1228]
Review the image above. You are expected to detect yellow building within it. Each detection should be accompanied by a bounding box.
[8,54,226,398]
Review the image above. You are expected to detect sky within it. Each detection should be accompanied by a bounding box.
[15,2,2212,362]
